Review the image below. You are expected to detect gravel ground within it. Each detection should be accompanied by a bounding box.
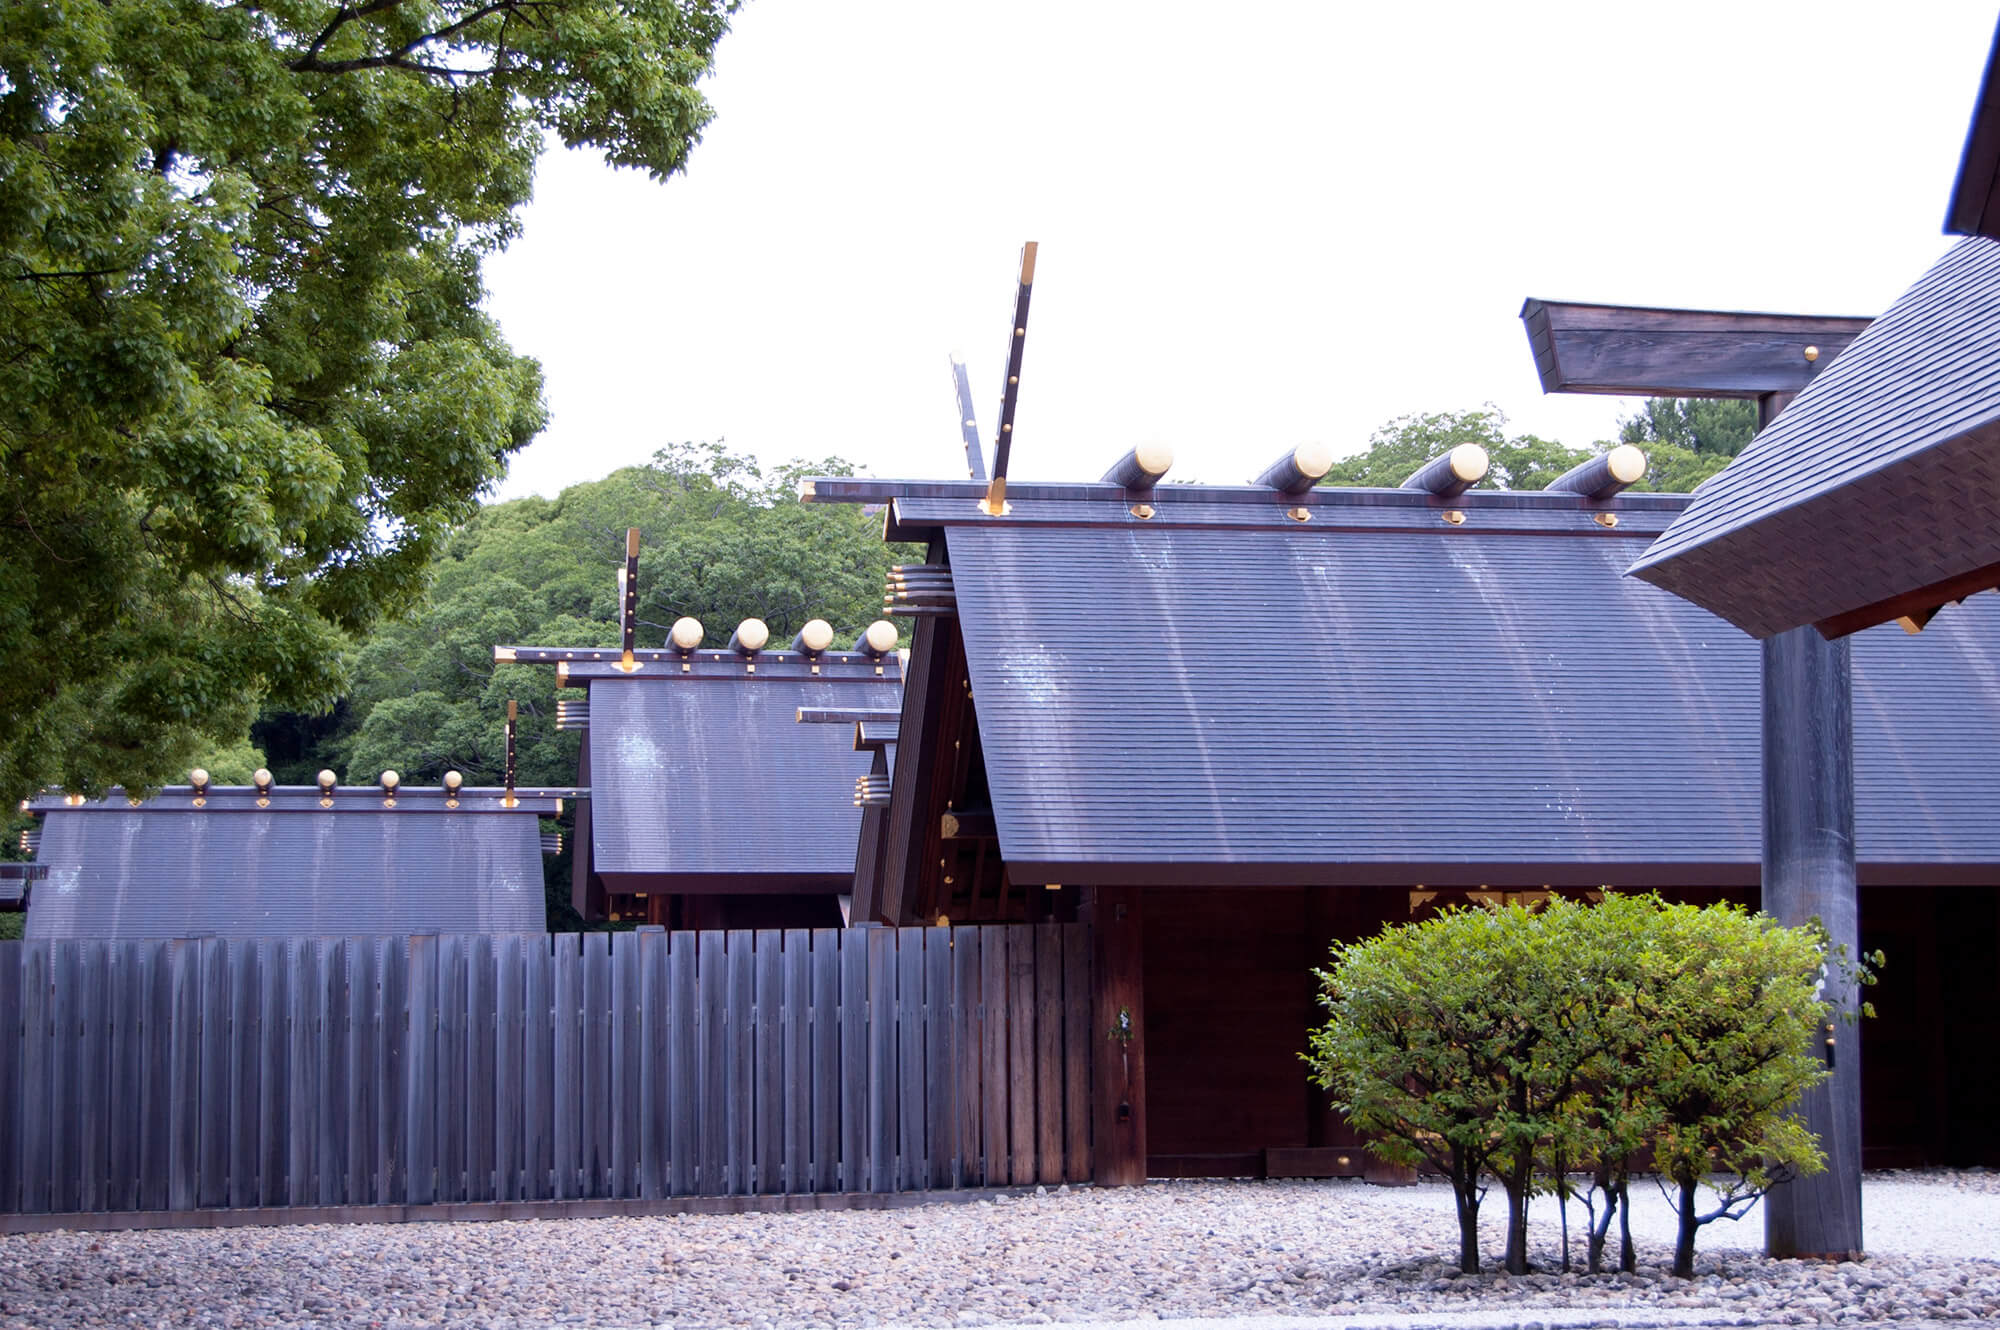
[1,1171,1996,1329]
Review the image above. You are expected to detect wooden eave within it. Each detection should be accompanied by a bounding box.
[1520,298,1871,398]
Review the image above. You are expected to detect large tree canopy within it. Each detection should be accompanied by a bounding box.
[0,0,733,804]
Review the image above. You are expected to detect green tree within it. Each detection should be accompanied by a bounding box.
[1320,408,1593,491]
[1630,900,1836,1278]
[0,0,735,806]
[1619,398,1758,458]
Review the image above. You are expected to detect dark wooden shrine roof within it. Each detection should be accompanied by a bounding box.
[1630,237,2000,638]
[526,649,902,889]
[811,478,2000,888]
[1521,299,1870,399]
[20,785,567,938]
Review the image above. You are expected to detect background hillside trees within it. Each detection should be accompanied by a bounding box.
[0,0,734,805]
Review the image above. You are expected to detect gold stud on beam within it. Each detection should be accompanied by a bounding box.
[1804,345,1821,362]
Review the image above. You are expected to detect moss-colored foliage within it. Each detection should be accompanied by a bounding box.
[0,0,735,806]
[1322,407,1728,496]
[1307,895,1844,1278]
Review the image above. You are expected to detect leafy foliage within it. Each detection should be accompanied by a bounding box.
[1308,895,1843,1277]
[0,0,734,805]
[1619,399,1758,458]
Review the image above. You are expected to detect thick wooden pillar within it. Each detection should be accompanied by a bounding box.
[1761,625,1864,1260]
[1085,886,1146,1185]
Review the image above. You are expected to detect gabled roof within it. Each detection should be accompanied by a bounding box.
[525,649,902,890]
[1947,17,2000,239]
[1629,237,2000,637]
[811,479,2000,887]
[22,786,565,938]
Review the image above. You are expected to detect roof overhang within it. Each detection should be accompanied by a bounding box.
[1519,299,1870,398]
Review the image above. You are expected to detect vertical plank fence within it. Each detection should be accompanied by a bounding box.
[0,924,1089,1218]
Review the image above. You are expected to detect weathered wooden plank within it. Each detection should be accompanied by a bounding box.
[346,938,379,1206]
[522,936,554,1201]
[980,929,1008,1187]
[809,929,839,1194]
[1063,925,1092,1183]
[42,932,79,1216]
[1009,926,1037,1185]
[287,938,320,1208]
[725,930,754,1195]
[258,937,290,1207]
[924,927,953,1190]
[165,940,200,1213]
[551,935,581,1201]
[135,942,171,1213]
[494,935,524,1203]
[637,929,669,1200]
[434,934,466,1205]
[223,939,260,1210]
[196,936,230,1210]
[953,928,982,1187]
[1035,924,1064,1185]
[610,931,640,1199]
[75,941,110,1213]
[867,928,897,1194]
[667,932,697,1197]
[753,930,782,1194]
[697,931,726,1196]
[0,944,22,1213]
[404,934,438,1207]
[467,934,497,1203]
[581,932,612,1198]
[781,929,810,1193]
[106,941,142,1211]
[897,929,925,1191]
[316,939,345,1207]
[838,929,868,1193]
[377,936,409,1204]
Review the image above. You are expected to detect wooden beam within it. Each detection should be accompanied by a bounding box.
[940,810,997,840]
[1761,627,1864,1261]
[1812,557,2000,640]
[951,356,987,481]
[874,543,959,926]
[1520,299,1869,398]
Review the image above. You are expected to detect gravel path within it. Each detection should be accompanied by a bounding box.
[2,1172,1996,1329]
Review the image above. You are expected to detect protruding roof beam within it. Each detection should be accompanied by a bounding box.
[1402,444,1489,499]
[951,354,987,481]
[1545,445,1648,500]
[1102,443,1174,491]
[1520,299,1869,399]
[983,241,1038,516]
[1253,442,1334,494]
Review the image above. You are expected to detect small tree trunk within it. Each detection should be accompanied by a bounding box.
[1502,1159,1533,1275]
[1558,1185,1571,1273]
[1451,1150,1482,1275]
[1618,1177,1636,1273]
[1673,1175,1700,1278]
[1586,1163,1614,1275]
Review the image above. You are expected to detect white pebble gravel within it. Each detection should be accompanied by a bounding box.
[1,1171,1995,1329]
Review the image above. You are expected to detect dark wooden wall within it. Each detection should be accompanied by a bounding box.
[1138,884,1998,1179]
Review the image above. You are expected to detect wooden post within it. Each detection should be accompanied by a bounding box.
[1084,886,1146,1186]
[1761,624,1865,1259]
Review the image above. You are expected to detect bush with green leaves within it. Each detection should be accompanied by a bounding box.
[1307,894,1854,1277]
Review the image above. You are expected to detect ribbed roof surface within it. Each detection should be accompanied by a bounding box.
[945,518,2000,877]
[26,808,545,938]
[587,677,902,877]
[1631,237,2000,636]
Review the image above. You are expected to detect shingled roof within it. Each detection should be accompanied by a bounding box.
[21,785,566,939]
[1628,236,2000,637]
[812,477,2000,889]
[499,647,902,895]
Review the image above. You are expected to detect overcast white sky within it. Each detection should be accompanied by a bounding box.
[482,1,1998,499]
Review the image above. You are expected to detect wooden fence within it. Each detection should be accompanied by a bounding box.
[0,924,1092,1217]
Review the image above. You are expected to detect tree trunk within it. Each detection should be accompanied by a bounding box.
[1502,1161,1533,1275]
[1674,1175,1701,1278]
[1586,1179,1616,1275]
[1618,1177,1636,1273]
[1451,1153,1482,1275]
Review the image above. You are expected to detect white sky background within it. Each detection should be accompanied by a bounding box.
[483,1,1999,498]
